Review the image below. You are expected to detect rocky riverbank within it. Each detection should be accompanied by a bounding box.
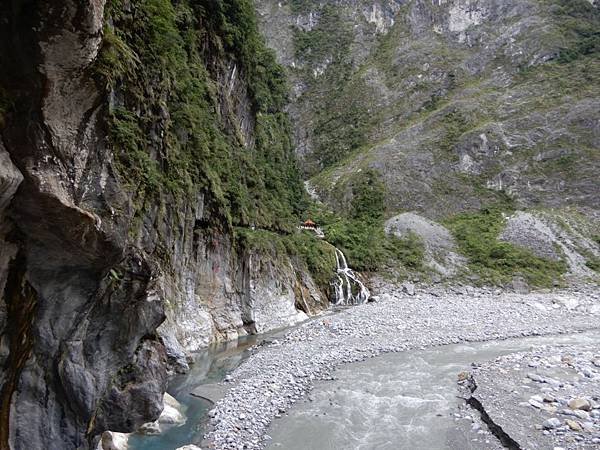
[460,343,600,449]
[200,282,600,449]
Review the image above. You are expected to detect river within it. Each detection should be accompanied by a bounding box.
[130,330,600,449]
[129,335,260,450]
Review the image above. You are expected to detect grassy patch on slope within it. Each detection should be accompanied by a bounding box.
[444,204,567,287]
[549,0,600,63]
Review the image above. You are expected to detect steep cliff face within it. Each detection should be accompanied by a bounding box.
[0,1,330,448]
[256,0,600,217]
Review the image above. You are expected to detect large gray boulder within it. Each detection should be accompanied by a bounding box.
[385,212,466,277]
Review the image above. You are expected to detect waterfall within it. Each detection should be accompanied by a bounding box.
[331,247,370,305]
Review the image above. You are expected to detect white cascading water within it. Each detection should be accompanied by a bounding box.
[331,247,370,305]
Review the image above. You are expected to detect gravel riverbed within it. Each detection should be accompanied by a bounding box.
[460,341,600,449]
[202,283,600,450]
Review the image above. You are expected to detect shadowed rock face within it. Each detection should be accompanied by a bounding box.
[0,1,326,448]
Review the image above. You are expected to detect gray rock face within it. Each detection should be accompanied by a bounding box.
[385,212,466,276]
[98,431,129,450]
[500,211,563,261]
[156,234,327,355]
[255,0,406,174]
[499,210,600,280]
[1,2,167,449]
[0,1,327,449]
[257,0,600,218]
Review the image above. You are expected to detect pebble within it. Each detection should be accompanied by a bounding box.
[527,373,545,383]
[573,410,590,420]
[565,419,582,432]
[543,418,562,429]
[568,398,590,411]
[529,398,545,409]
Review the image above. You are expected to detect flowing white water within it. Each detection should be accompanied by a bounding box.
[332,248,370,305]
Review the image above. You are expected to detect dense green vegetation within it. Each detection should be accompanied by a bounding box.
[284,232,338,288]
[97,0,368,294]
[96,0,422,290]
[549,0,600,63]
[97,0,306,232]
[585,257,600,273]
[234,227,337,291]
[234,169,425,286]
[444,204,568,287]
[309,170,424,272]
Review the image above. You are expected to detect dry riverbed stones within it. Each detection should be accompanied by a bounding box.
[462,344,600,449]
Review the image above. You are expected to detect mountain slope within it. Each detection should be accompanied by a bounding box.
[256,0,600,284]
[257,0,599,214]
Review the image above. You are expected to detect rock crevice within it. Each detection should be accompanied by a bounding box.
[462,379,522,450]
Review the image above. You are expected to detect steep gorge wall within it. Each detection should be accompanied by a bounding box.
[0,1,328,448]
[253,0,600,287]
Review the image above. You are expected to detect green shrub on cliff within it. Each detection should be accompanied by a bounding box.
[549,0,600,63]
[96,0,306,232]
[234,227,337,293]
[284,232,337,289]
[586,257,600,273]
